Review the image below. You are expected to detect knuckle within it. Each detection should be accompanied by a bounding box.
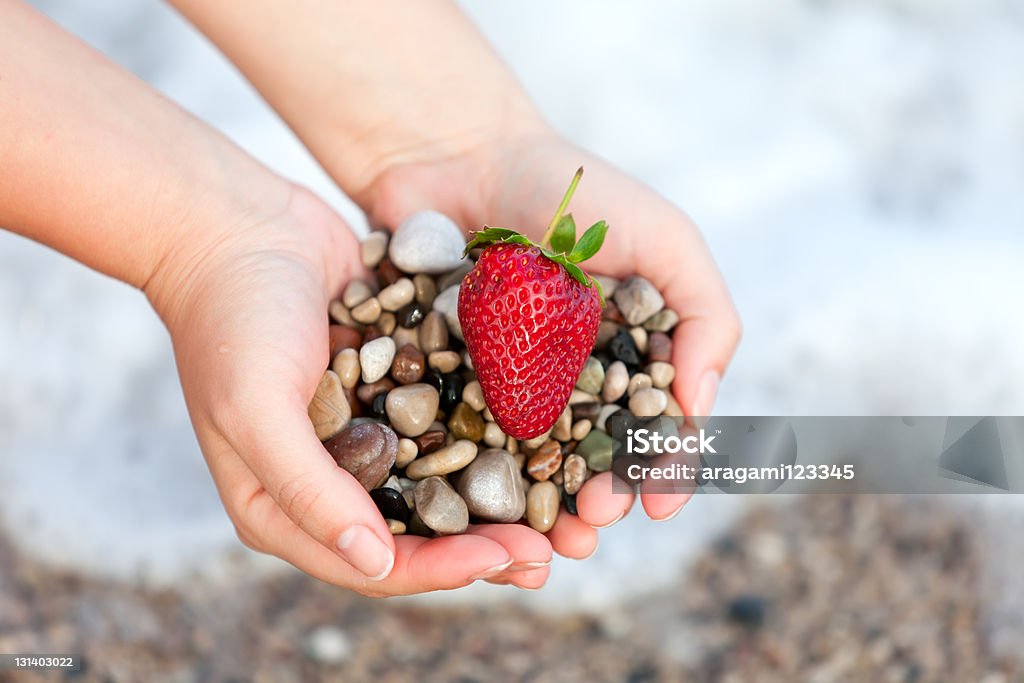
[275,471,330,532]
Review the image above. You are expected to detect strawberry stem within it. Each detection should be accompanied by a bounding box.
[540,166,584,249]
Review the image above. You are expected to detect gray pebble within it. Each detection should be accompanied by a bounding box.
[643,308,681,332]
[575,356,605,395]
[305,626,352,664]
[457,449,526,523]
[614,276,665,326]
[405,439,477,479]
[594,275,620,299]
[414,476,469,535]
[389,211,465,274]
[361,231,388,269]
[602,361,629,402]
[384,383,440,437]
[359,336,396,383]
[436,260,474,292]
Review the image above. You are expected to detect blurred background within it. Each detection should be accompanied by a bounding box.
[2,0,1023,680]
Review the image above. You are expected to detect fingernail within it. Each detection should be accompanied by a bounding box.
[691,370,720,428]
[508,560,550,571]
[577,539,600,561]
[336,525,394,581]
[471,559,513,580]
[593,510,625,529]
[654,503,686,522]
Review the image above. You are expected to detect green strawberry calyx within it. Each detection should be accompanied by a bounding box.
[462,166,608,304]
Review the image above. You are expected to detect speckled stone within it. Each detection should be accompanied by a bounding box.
[413,476,469,535]
[359,336,396,383]
[527,440,563,482]
[448,402,485,442]
[388,211,465,274]
[384,383,440,437]
[457,449,526,523]
[562,453,588,495]
[323,423,398,491]
[526,481,559,533]
[613,276,665,326]
[405,440,478,480]
[308,370,351,441]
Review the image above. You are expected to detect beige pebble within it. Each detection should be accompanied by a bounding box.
[391,325,420,350]
[571,419,592,441]
[483,422,506,448]
[569,389,599,405]
[405,440,478,479]
[643,308,680,333]
[396,438,418,468]
[664,392,684,417]
[506,436,519,455]
[413,273,437,307]
[462,381,486,412]
[428,350,461,373]
[328,300,362,328]
[482,406,494,422]
[351,297,382,324]
[627,372,653,397]
[307,370,351,441]
[361,231,389,268]
[402,489,416,511]
[378,278,415,311]
[594,275,620,299]
[602,361,629,402]
[386,519,407,535]
[462,351,474,370]
[521,429,551,450]
[629,326,649,354]
[647,362,676,389]
[377,312,397,336]
[384,383,439,437]
[552,406,572,442]
[526,481,559,533]
[629,388,668,417]
[331,348,360,389]
[418,311,448,354]
[342,280,374,309]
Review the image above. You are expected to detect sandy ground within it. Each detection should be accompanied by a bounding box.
[1,494,1019,683]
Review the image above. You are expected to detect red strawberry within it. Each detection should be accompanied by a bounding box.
[458,168,608,440]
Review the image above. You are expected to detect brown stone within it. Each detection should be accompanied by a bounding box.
[322,423,398,491]
[447,402,485,442]
[526,440,563,482]
[414,430,446,455]
[328,325,361,361]
[647,332,673,363]
[391,344,425,385]
[356,378,395,406]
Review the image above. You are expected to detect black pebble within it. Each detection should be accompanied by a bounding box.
[425,370,444,392]
[371,392,388,418]
[609,330,641,366]
[440,372,465,413]
[562,490,578,516]
[726,595,767,629]
[398,302,425,328]
[370,487,410,524]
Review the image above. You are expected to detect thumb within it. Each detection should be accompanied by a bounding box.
[218,389,397,581]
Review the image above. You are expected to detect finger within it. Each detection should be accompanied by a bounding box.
[546,509,599,559]
[487,566,551,591]
[467,523,553,571]
[671,311,740,425]
[575,471,633,528]
[637,432,699,521]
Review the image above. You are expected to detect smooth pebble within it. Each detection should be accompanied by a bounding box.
[575,356,605,395]
[342,280,373,309]
[406,440,478,480]
[431,285,463,341]
[331,348,360,390]
[308,370,351,441]
[428,350,461,373]
[629,388,668,416]
[483,422,505,448]
[384,383,440,437]
[322,423,398,491]
[378,278,415,312]
[359,336,396,383]
[602,361,629,402]
[526,481,559,533]
[414,476,469,535]
[389,211,465,274]
[647,362,676,388]
[457,449,526,523]
[613,276,665,326]
[361,232,389,268]
[562,453,588,495]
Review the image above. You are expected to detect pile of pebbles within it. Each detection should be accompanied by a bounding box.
[307,211,680,537]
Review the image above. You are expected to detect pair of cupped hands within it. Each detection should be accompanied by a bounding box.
[148,130,740,596]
